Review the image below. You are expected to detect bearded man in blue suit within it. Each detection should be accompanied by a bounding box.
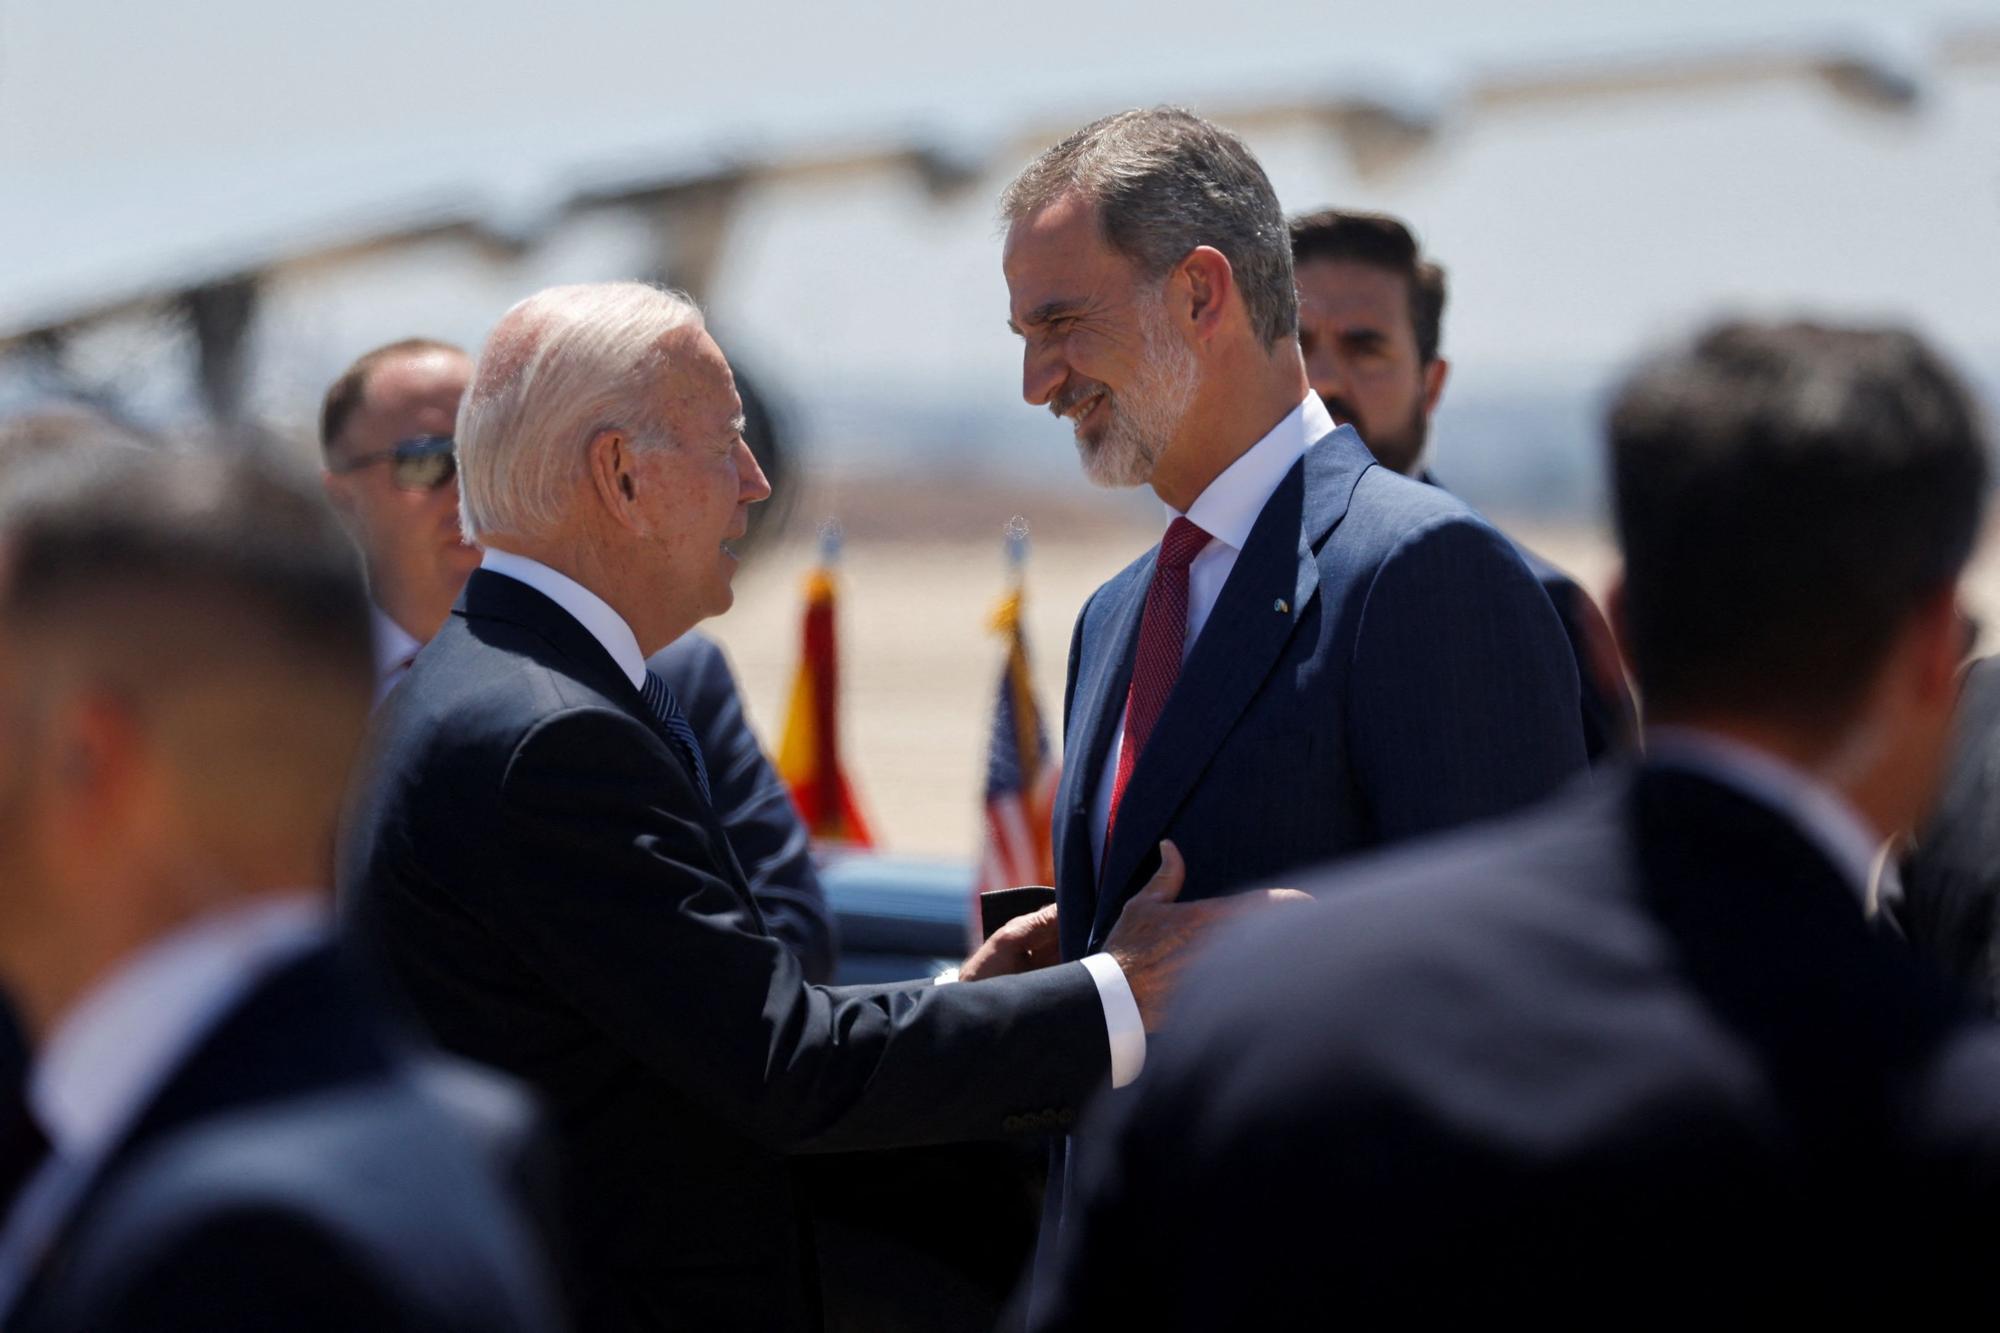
[1004,106,1586,987]
[1000,108,1589,1268]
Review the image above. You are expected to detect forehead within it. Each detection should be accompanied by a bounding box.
[653,326,741,424]
[365,350,471,411]
[1002,193,1139,320]
[1295,258,1414,333]
[337,350,469,453]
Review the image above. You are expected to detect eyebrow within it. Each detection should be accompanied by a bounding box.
[1007,299,1082,337]
[729,414,747,436]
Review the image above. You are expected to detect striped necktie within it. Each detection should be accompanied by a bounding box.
[640,670,713,805]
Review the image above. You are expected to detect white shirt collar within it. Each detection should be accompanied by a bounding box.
[1174,393,1333,550]
[371,604,423,700]
[1646,725,1885,905]
[479,548,647,689]
[30,894,326,1162]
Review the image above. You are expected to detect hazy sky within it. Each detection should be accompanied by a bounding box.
[6,0,2000,486]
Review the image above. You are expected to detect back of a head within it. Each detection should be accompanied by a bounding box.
[1609,320,1989,727]
[1001,107,1297,347]
[0,407,153,495]
[0,448,374,874]
[1288,209,1448,364]
[456,282,703,543]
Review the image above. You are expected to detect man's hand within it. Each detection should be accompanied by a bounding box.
[1102,841,1311,1031]
[959,902,1061,982]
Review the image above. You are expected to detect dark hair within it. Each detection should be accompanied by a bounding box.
[320,337,465,455]
[1,449,373,694]
[1289,210,1447,364]
[1609,320,1989,725]
[1002,107,1297,347]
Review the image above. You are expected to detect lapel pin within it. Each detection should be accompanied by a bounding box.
[1274,598,1290,614]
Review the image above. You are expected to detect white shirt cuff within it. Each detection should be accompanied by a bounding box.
[1079,953,1146,1088]
[932,967,960,985]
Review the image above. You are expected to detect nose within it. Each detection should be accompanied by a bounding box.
[1022,340,1064,408]
[737,439,773,506]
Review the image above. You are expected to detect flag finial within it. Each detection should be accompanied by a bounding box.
[1004,516,1031,582]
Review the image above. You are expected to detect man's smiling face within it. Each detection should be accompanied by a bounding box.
[633,326,772,626]
[1004,192,1198,488]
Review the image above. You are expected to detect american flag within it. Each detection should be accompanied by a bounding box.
[975,582,1060,941]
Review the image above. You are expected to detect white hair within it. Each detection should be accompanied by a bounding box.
[456,282,704,541]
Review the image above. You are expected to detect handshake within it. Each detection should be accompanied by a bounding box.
[957,840,1312,1031]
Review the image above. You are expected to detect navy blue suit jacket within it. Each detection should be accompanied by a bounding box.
[1425,471,1638,763]
[1053,423,1587,961]
[10,946,561,1333]
[648,632,837,983]
[1037,766,2000,1326]
[340,571,1110,1332]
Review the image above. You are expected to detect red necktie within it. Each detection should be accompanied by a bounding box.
[1104,516,1211,847]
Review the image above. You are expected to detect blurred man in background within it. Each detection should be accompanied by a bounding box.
[1291,208,1637,759]
[1035,320,2000,1327]
[320,338,836,980]
[0,448,560,1332]
[320,338,482,700]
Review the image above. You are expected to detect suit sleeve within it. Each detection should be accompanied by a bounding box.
[1348,514,1587,843]
[481,705,1108,1152]
[655,635,839,983]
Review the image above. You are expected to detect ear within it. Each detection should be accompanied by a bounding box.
[54,692,145,812]
[320,467,356,520]
[1177,246,1237,342]
[1604,573,1637,679]
[1421,356,1450,416]
[1906,586,1964,705]
[585,429,645,534]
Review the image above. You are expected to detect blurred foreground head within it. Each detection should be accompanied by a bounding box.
[1610,320,1989,829]
[0,448,372,1036]
[456,281,770,653]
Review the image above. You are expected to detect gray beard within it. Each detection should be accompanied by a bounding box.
[1079,303,1199,489]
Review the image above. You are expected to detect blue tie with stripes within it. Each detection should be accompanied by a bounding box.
[640,670,713,805]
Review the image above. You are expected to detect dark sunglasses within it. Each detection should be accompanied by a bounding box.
[330,434,457,492]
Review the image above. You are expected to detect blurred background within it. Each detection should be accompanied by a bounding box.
[4,0,1998,855]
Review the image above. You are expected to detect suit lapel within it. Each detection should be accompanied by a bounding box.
[458,572,753,901]
[1055,558,1152,960]
[1089,426,1375,948]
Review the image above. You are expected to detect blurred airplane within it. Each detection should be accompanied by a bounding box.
[2,1,1993,482]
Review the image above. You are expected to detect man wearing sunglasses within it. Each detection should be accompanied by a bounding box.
[320,339,483,701]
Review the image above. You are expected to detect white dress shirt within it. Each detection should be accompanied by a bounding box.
[478,551,1148,1086]
[1646,725,1885,905]
[372,604,423,702]
[0,894,326,1315]
[1089,393,1335,870]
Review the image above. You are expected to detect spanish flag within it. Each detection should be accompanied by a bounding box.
[776,546,875,847]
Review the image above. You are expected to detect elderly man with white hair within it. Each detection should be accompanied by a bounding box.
[337,282,1286,1333]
